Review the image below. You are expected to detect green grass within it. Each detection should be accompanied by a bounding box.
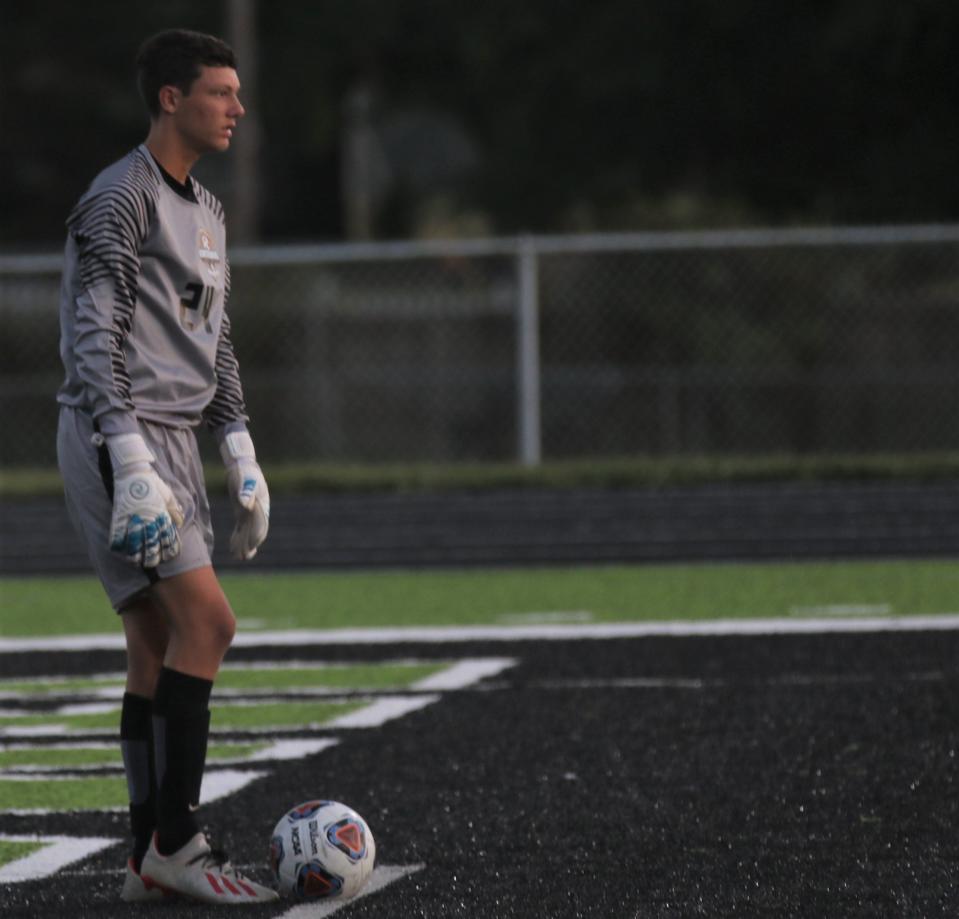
[1,559,957,638]
[0,743,269,770]
[0,776,128,811]
[0,746,121,769]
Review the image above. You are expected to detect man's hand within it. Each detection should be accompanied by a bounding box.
[219,430,270,560]
[103,433,185,568]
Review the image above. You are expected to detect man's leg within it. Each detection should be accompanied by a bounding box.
[120,597,169,873]
[148,566,236,855]
[137,566,277,902]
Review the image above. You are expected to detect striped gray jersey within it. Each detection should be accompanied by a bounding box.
[57,144,248,437]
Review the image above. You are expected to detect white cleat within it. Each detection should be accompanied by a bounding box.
[120,856,171,902]
[140,832,279,904]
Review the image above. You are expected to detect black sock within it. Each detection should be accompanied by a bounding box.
[152,667,213,856]
[120,692,157,872]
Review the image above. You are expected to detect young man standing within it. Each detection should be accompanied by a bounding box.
[56,30,276,904]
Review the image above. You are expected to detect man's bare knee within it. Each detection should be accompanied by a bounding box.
[202,602,237,655]
[147,567,240,678]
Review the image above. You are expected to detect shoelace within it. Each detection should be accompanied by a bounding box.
[188,845,233,874]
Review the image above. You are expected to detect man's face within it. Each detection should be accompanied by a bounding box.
[168,65,245,155]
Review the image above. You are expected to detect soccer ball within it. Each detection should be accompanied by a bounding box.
[269,800,376,899]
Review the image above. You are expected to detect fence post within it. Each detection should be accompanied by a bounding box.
[516,237,542,466]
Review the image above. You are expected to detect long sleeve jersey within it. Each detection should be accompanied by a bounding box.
[57,144,248,437]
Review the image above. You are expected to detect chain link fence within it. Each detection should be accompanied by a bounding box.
[3,226,959,468]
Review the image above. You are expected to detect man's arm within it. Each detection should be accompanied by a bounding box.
[203,307,250,431]
[67,181,152,436]
[66,174,183,566]
[203,269,270,561]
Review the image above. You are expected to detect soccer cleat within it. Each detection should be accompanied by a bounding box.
[120,856,171,902]
[140,832,279,904]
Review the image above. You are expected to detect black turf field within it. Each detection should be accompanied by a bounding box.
[3,629,959,918]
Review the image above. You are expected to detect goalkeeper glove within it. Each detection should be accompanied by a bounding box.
[219,430,270,560]
[101,432,185,568]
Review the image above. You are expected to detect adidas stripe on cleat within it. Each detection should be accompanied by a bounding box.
[140,832,278,904]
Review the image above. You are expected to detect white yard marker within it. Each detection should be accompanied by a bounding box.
[0,696,441,739]
[326,696,440,729]
[0,835,119,882]
[245,738,339,762]
[0,741,115,751]
[411,657,516,690]
[278,863,425,918]
[56,702,118,716]
[0,726,70,739]
[201,768,269,804]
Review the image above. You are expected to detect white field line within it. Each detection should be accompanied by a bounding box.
[325,695,440,728]
[8,859,425,903]
[189,768,270,806]
[0,763,123,781]
[245,738,339,762]
[410,657,516,690]
[0,692,440,738]
[1,768,268,815]
[4,615,959,653]
[0,835,120,883]
[0,695,440,738]
[0,687,126,702]
[55,702,117,716]
[0,658,495,702]
[0,741,115,751]
[0,764,113,775]
[278,863,426,918]
[0,726,68,739]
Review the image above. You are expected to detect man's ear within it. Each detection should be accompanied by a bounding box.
[157,85,180,114]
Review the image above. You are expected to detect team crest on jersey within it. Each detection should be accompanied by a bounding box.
[197,228,220,281]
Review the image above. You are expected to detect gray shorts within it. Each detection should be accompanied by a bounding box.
[56,406,215,611]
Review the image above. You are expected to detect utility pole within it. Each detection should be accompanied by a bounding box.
[226,0,261,243]
[341,85,376,241]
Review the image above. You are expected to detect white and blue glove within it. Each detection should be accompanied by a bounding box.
[102,432,184,568]
[219,430,270,560]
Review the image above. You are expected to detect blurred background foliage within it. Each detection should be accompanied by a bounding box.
[1,0,958,246]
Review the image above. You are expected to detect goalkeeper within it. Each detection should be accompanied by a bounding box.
[56,29,275,904]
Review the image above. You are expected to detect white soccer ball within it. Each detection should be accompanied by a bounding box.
[269,799,376,899]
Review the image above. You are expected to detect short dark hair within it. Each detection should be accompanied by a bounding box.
[136,29,237,117]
